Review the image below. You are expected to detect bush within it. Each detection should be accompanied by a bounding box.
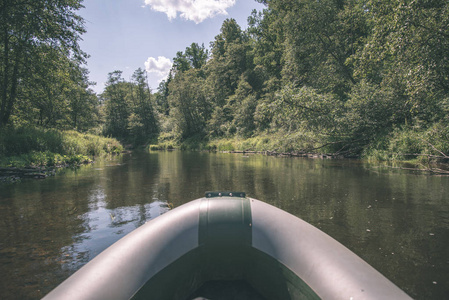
[148,144,161,151]
[147,141,176,151]
[344,81,401,139]
[271,85,341,133]
[363,124,449,163]
[0,127,123,168]
[0,127,63,156]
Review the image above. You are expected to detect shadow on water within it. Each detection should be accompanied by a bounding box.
[0,151,448,299]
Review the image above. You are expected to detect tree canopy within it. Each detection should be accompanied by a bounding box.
[0,0,88,128]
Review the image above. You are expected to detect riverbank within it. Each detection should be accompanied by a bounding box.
[148,133,449,174]
[149,134,337,153]
[0,127,123,183]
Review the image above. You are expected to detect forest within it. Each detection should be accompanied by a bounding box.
[1,0,449,166]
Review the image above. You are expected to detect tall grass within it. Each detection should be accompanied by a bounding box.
[0,127,123,167]
[204,131,329,153]
[0,127,63,156]
[362,124,449,164]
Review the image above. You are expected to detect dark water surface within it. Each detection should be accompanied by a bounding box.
[0,151,448,299]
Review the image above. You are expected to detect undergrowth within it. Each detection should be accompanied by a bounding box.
[0,127,123,168]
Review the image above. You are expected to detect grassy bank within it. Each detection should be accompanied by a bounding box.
[148,127,449,169]
[0,127,123,168]
[148,132,319,153]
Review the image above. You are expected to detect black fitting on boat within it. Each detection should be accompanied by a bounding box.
[205,191,246,198]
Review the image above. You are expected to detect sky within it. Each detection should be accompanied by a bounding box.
[78,0,266,94]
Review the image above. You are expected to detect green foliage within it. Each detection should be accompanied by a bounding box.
[101,69,159,144]
[0,127,63,156]
[148,144,162,151]
[0,127,123,168]
[271,85,342,134]
[265,0,368,98]
[185,43,209,70]
[0,151,92,168]
[0,0,90,129]
[167,69,211,140]
[151,2,449,161]
[4,0,447,162]
[362,123,449,163]
[343,81,402,139]
[354,0,449,123]
[102,71,130,139]
[129,68,160,144]
[148,140,176,151]
[207,139,236,151]
[206,19,253,108]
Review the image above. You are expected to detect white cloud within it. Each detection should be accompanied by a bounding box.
[144,56,172,82]
[143,0,236,23]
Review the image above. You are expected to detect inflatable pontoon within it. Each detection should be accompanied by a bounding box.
[44,192,411,299]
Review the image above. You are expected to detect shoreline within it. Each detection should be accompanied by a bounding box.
[221,149,346,159]
[149,146,449,175]
[0,162,93,183]
[0,152,125,184]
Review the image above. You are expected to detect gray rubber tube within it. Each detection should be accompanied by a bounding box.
[43,197,412,300]
[249,198,411,300]
[43,199,201,300]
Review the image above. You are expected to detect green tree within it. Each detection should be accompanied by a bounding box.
[211,18,244,58]
[247,8,283,87]
[102,71,131,139]
[354,0,449,124]
[13,45,96,130]
[230,78,258,137]
[167,69,211,139]
[207,19,253,106]
[67,67,99,131]
[154,79,170,116]
[257,0,368,98]
[129,68,159,143]
[21,46,72,127]
[272,85,341,134]
[185,43,208,69]
[0,0,86,127]
[173,51,191,73]
[342,80,402,153]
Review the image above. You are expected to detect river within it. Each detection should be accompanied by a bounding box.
[0,151,448,299]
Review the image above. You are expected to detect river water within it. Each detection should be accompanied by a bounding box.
[0,151,448,299]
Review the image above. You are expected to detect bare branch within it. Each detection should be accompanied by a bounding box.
[419,139,449,158]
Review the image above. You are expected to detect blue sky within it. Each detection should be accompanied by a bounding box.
[79,0,265,94]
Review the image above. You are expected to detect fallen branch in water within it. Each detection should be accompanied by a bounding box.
[300,138,366,153]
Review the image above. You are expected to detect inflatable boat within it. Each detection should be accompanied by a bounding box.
[44,192,411,299]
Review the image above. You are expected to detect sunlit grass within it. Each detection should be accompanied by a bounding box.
[0,127,123,168]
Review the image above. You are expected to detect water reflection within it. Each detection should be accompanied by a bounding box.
[61,192,170,273]
[0,151,448,299]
